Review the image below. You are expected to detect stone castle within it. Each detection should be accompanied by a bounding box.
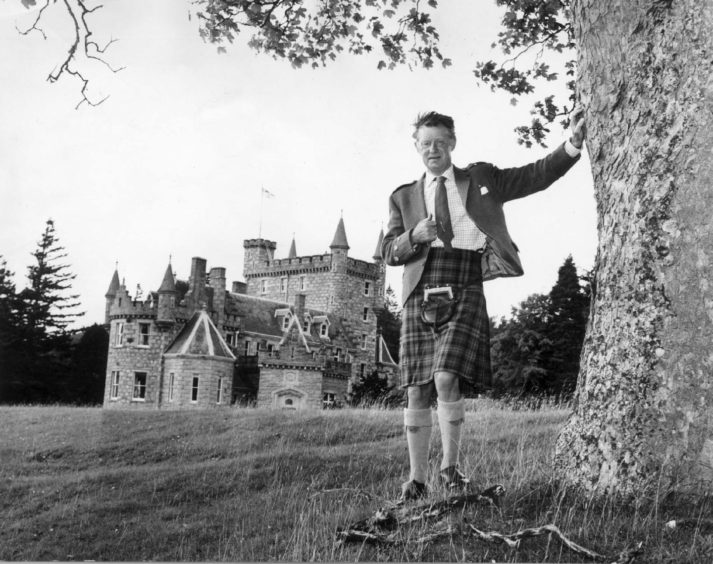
[102,218,397,410]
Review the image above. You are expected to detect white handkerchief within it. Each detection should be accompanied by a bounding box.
[480,186,489,195]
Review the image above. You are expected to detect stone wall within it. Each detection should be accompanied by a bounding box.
[257,364,324,409]
[103,319,177,408]
[161,356,234,409]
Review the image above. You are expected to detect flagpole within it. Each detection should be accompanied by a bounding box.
[258,186,264,239]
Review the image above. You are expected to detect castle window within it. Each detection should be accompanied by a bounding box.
[361,333,368,350]
[334,348,341,362]
[217,377,223,404]
[138,322,150,347]
[115,322,124,346]
[360,363,366,377]
[261,279,268,294]
[282,313,291,330]
[226,331,236,347]
[363,307,369,322]
[132,372,147,401]
[110,371,120,399]
[364,281,371,296]
[320,323,329,337]
[280,277,287,293]
[303,319,310,333]
[323,393,336,409]
[191,376,199,402]
[168,372,175,402]
[299,276,306,290]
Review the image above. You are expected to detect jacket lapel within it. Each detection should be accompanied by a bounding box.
[413,175,427,221]
[454,167,471,208]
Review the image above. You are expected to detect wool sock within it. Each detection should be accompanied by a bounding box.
[437,398,465,470]
[404,408,433,484]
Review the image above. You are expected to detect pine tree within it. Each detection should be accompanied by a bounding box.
[0,257,24,402]
[10,220,84,402]
[545,256,590,395]
[20,219,83,343]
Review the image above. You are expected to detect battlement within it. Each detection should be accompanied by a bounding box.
[244,253,333,278]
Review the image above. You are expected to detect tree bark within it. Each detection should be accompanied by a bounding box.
[555,0,713,493]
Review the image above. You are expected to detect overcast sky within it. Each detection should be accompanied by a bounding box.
[0,0,597,326]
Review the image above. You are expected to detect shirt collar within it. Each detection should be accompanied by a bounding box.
[425,165,455,188]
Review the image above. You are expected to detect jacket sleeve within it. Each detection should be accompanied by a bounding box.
[380,192,423,266]
[488,142,580,203]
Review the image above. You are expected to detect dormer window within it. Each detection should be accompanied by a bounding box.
[320,323,329,337]
[302,313,312,333]
[282,314,291,330]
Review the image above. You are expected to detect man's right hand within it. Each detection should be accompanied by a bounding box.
[412,214,438,244]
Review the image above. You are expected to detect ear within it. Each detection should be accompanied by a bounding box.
[450,137,457,151]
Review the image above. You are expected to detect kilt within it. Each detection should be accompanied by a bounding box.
[399,247,492,397]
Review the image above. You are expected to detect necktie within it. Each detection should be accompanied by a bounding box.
[435,176,454,250]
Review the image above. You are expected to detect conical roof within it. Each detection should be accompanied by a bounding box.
[164,310,235,359]
[330,217,349,250]
[105,269,120,297]
[288,237,297,259]
[158,263,176,293]
[373,229,384,260]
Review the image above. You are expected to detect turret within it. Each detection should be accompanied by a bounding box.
[373,228,384,262]
[243,238,277,277]
[330,216,350,273]
[105,267,120,324]
[288,236,297,259]
[157,262,176,324]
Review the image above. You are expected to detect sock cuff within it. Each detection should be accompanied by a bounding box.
[404,408,433,427]
[437,398,465,422]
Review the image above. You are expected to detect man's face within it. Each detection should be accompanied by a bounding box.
[415,125,456,175]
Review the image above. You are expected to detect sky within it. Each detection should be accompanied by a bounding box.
[0,0,597,327]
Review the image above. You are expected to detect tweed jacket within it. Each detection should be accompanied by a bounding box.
[381,142,580,306]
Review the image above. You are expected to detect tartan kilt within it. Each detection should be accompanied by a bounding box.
[399,248,492,397]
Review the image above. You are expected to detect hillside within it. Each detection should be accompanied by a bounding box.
[0,404,710,562]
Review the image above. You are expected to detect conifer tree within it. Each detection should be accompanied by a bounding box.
[545,256,590,394]
[20,219,83,348]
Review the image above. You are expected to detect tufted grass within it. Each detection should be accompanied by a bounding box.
[0,402,711,562]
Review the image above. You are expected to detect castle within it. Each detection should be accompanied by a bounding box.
[102,218,397,410]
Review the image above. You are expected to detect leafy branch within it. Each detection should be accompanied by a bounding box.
[473,0,576,147]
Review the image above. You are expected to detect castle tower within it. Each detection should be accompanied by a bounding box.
[329,216,350,314]
[243,238,277,277]
[105,267,120,325]
[157,261,176,325]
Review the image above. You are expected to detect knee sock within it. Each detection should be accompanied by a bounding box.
[437,398,465,470]
[404,408,433,484]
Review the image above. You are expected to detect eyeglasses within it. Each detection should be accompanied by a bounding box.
[416,139,451,151]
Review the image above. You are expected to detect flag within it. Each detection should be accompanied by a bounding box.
[262,187,276,199]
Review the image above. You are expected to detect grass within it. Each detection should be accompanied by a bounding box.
[0,402,711,561]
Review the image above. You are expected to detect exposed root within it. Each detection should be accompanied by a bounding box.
[336,483,643,563]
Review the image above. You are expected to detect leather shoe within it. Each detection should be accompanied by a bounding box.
[399,479,427,502]
[439,466,470,489]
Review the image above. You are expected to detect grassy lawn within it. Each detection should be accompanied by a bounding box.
[1,402,711,562]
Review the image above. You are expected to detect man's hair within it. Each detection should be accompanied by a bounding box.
[412,111,456,140]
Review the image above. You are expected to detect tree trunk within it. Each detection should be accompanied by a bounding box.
[554,0,713,494]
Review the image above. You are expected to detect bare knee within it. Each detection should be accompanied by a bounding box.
[407,383,433,409]
[434,371,461,402]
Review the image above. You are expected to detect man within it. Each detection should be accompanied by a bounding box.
[381,109,585,501]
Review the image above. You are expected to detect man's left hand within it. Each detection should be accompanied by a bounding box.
[570,105,586,149]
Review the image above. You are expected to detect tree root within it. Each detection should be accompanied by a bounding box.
[336,484,644,563]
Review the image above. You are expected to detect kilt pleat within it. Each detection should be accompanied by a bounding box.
[400,248,492,396]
